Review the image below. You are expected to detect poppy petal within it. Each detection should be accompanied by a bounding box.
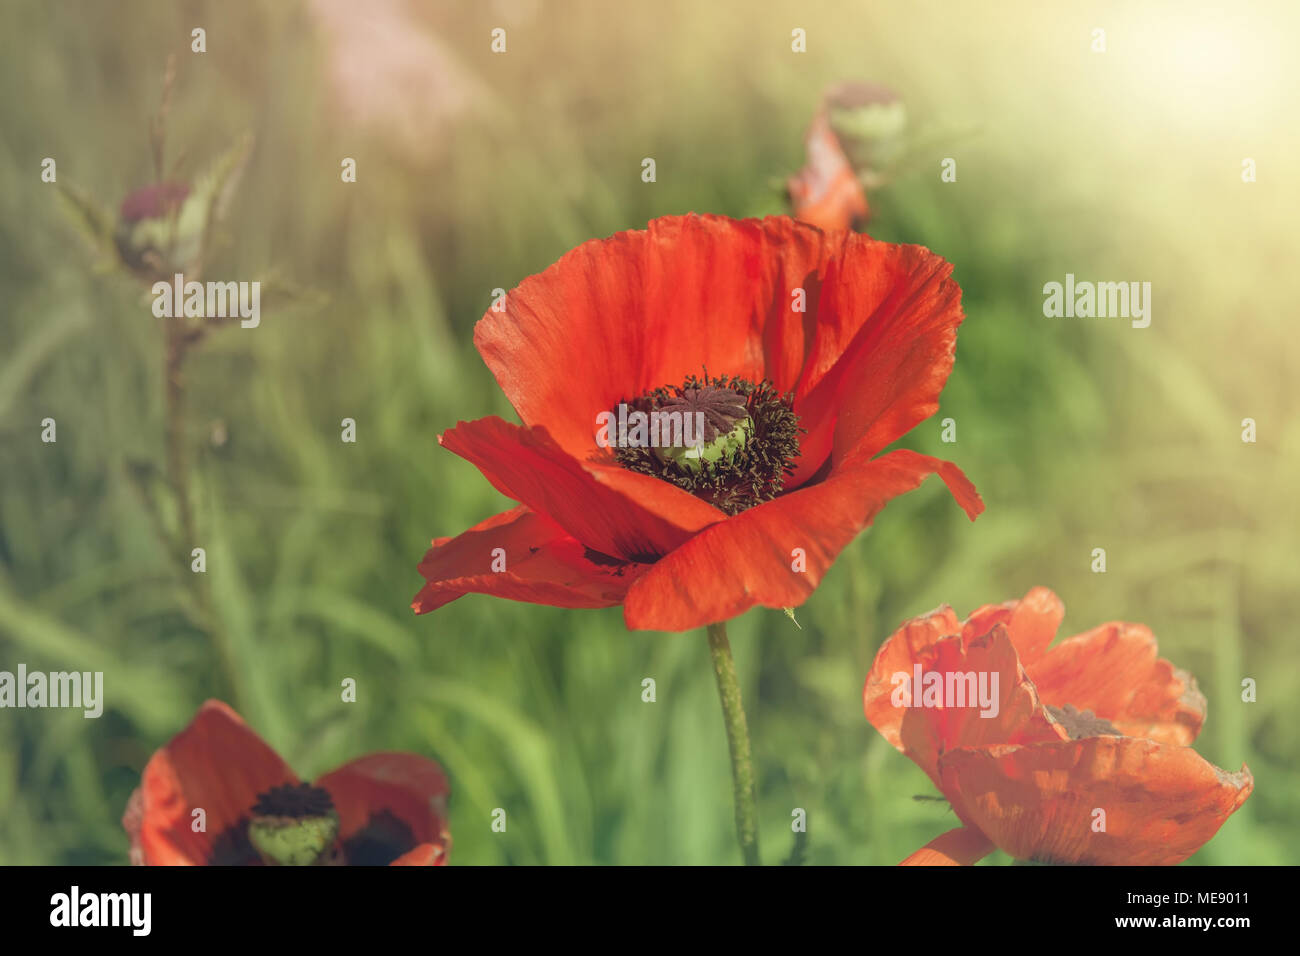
[317,752,451,866]
[389,844,446,866]
[412,505,649,612]
[440,416,723,562]
[863,603,962,759]
[1003,587,1066,664]
[956,587,1064,663]
[789,239,964,487]
[135,700,298,865]
[868,625,1066,786]
[909,626,1067,758]
[1027,621,1207,746]
[863,603,962,754]
[959,602,1013,642]
[474,215,828,462]
[899,826,995,866]
[826,251,963,464]
[622,447,982,632]
[938,737,1253,865]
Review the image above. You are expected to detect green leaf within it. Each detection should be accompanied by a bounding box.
[193,131,255,267]
[54,184,118,265]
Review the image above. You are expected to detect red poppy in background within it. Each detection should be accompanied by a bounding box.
[413,214,983,632]
[123,700,451,866]
[787,109,869,233]
[863,588,1253,865]
[786,81,905,233]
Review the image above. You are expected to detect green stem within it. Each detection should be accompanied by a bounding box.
[706,621,760,865]
[163,324,197,561]
[163,321,244,707]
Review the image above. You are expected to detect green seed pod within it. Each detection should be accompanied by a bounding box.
[247,783,341,866]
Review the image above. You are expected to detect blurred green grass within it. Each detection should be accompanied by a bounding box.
[1,0,1296,864]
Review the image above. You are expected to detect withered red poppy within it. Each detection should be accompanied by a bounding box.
[864,588,1253,865]
[413,214,982,632]
[122,700,451,866]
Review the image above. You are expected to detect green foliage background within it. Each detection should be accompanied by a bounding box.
[1,0,1296,864]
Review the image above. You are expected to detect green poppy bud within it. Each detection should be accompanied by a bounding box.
[825,82,907,177]
[114,181,204,279]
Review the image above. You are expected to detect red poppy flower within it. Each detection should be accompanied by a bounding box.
[864,588,1253,865]
[122,700,451,866]
[412,214,982,632]
[786,110,869,233]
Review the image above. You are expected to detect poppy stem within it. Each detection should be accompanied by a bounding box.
[162,321,244,708]
[706,621,760,865]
